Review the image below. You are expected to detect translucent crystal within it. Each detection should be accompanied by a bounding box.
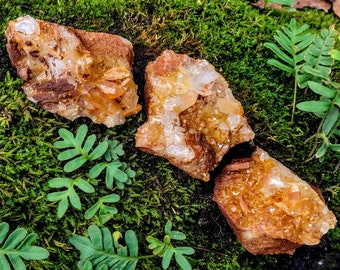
[136,50,255,181]
[213,146,337,254]
[5,16,141,127]
[14,15,40,35]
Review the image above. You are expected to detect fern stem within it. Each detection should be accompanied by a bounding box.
[305,120,324,161]
[291,78,298,122]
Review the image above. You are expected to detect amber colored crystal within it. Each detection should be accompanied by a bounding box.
[135,50,254,181]
[213,147,337,255]
[5,15,141,127]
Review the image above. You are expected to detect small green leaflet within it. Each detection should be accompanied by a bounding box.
[47,177,95,218]
[70,225,139,270]
[146,221,194,270]
[296,101,331,113]
[84,194,120,224]
[299,27,337,88]
[54,124,108,172]
[0,222,49,270]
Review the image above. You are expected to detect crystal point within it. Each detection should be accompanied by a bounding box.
[135,50,254,181]
[213,147,337,254]
[5,16,141,127]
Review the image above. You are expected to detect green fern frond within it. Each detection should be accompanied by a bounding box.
[297,80,340,161]
[46,177,95,218]
[299,27,337,88]
[0,222,49,270]
[264,18,314,74]
[146,221,194,270]
[264,18,315,121]
[84,194,120,224]
[81,261,108,270]
[54,124,108,172]
[89,160,135,190]
[104,139,125,161]
[70,225,139,270]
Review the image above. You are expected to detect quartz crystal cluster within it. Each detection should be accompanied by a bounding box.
[5,16,336,255]
[5,15,141,127]
[213,147,337,255]
[135,50,255,181]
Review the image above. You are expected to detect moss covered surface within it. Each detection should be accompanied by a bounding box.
[0,0,339,269]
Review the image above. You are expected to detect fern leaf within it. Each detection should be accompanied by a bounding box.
[2,228,27,250]
[0,223,10,244]
[162,248,174,269]
[54,124,108,172]
[47,177,95,218]
[0,222,49,270]
[70,225,139,270]
[322,106,339,135]
[307,81,337,98]
[275,31,294,55]
[267,0,295,5]
[83,134,97,153]
[296,100,331,113]
[174,252,192,270]
[267,59,294,73]
[125,231,138,258]
[89,142,109,160]
[74,124,88,146]
[84,194,119,222]
[104,140,125,161]
[264,42,294,66]
[296,34,314,51]
[299,27,337,88]
[64,156,87,172]
[264,18,314,78]
[57,128,76,147]
[294,22,309,35]
[302,65,330,81]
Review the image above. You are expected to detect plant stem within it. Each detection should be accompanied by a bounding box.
[304,120,324,161]
[291,78,298,122]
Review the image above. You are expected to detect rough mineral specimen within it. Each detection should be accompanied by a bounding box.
[5,15,141,127]
[213,146,337,255]
[135,50,255,181]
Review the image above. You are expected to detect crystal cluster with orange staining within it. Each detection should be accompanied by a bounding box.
[136,50,254,181]
[214,147,337,254]
[5,15,141,127]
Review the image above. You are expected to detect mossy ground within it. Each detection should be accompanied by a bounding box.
[0,0,339,269]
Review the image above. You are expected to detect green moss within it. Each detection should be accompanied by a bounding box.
[0,0,339,269]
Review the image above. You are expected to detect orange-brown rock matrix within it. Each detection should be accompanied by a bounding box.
[5,15,141,127]
[135,50,255,181]
[213,146,337,255]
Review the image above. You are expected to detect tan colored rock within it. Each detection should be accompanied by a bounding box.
[213,146,337,255]
[332,0,340,18]
[250,0,332,13]
[5,15,141,127]
[135,50,255,181]
[293,0,331,12]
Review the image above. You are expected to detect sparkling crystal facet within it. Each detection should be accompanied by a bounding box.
[213,147,337,254]
[135,50,255,181]
[5,15,141,127]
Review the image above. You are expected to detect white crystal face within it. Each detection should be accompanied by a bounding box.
[15,15,40,35]
[185,61,218,96]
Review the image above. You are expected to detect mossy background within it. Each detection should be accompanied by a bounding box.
[0,0,339,269]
